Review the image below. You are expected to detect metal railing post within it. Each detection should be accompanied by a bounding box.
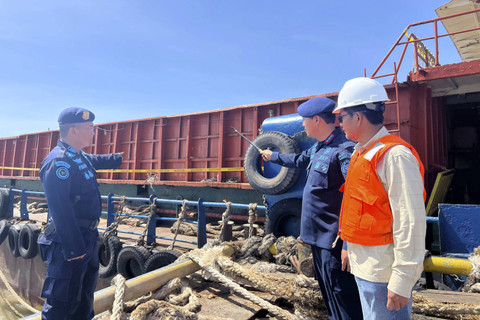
[197,198,206,248]
[434,20,439,66]
[107,193,115,227]
[20,188,29,220]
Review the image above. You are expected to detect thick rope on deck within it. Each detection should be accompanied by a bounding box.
[186,245,300,320]
[464,245,480,293]
[412,293,480,318]
[168,199,188,250]
[111,274,126,320]
[123,278,183,312]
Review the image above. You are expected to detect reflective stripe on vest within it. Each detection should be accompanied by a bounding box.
[339,134,425,246]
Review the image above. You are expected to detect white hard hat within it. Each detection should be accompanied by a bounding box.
[333,77,390,113]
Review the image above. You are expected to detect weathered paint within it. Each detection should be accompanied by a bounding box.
[438,203,480,254]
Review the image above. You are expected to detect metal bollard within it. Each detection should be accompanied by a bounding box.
[218,220,234,242]
[242,223,258,238]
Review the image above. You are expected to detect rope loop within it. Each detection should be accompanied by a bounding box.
[168,199,189,250]
[136,197,158,247]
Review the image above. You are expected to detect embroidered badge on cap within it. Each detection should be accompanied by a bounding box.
[82,111,90,120]
[56,167,70,180]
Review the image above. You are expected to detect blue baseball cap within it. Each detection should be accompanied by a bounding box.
[58,107,95,124]
[297,97,336,117]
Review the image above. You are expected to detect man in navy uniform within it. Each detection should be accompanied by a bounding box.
[38,107,123,319]
[260,97,362,320]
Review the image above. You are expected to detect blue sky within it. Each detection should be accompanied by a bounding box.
[0,1,460,138]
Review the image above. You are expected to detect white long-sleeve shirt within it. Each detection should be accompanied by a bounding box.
[348,127,426,298]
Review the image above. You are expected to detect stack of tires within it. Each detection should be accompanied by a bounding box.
[243,131,303,237]
[0,188,42,260]
[0,220,41,259]
[98,235,183,280]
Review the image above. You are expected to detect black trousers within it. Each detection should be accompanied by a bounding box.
[311,245,363,320]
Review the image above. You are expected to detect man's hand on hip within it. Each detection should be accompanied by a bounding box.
[387,289,409,311]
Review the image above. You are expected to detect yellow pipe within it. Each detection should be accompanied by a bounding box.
[424,256,472,276]
[23,245,240,320]
[23,258,201,319]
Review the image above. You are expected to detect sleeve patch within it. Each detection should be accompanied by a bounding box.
[56,167,70,180]
[338,152,351,160]
[341,160,350,174]
[55,161,71,168]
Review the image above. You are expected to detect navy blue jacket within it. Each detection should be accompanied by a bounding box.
[40,140,122,260]
[270,127,354,249]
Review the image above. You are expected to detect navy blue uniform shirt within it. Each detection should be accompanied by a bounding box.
[40,140,122,260]
[270,127,354,249]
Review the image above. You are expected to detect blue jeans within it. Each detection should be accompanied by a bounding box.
[355,277,412,320]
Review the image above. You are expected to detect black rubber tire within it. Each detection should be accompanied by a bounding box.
[117,246,151,280]
[244,131,301,195]
[266,198,302,238]
[0,220,11,245]
[37,203,49,209]
[8,224,22,258]
[144,249,182,273]
[0,189,10,219]
[18,224,40,259]
[98,235,123,278]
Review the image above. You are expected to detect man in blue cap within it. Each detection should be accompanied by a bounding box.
[260,97,362,319]
[38,107,123,319]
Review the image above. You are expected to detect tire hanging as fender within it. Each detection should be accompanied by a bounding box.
[0,220,11,246]
[0,189,10,219]
[266,198,302,238]
[98,235,123,278]
[18,224,40,259]
[117,246,151,280]
[8,224,22,258]
[244,131,301,195]
[144,249,183,273]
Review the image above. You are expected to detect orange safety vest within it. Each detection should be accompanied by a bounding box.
[339,134,425,246]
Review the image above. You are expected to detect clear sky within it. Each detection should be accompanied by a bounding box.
[0,1,461,138]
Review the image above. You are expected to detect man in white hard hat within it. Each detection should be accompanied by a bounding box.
[333,77,426,319]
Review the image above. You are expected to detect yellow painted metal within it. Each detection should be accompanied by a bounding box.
[425,169,455,216]
[0,166,244,173]
[424,256,473,276]
[24,259,201,320]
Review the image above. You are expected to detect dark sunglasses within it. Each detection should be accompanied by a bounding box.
[338,113,351,124]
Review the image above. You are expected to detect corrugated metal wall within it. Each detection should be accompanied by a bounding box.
[0,85,447,193]
[0,98,311,188]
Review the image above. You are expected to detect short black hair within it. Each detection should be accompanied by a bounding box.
[317,112,336,124]
[59,123,75,140]
[344,104,384,125]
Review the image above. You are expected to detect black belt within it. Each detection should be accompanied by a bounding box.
[76,218,99,230]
